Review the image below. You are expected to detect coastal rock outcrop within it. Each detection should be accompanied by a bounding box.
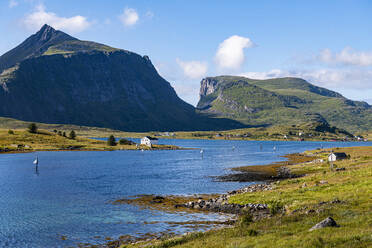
[180,183,272,215]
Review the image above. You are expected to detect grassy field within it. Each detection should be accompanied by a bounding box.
[0,116,370,142]
[122,146,372,248]
[0,117,136,137]
[167,123,357,141]
[0,129,179,153]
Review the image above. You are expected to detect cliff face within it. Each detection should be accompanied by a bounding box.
[0,25,244,131]
[197,76,372,132]
[199,78,219,97]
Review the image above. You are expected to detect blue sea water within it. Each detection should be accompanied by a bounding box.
[0,139,371,247]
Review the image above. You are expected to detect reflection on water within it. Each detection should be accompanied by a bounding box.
[0,139,371,247]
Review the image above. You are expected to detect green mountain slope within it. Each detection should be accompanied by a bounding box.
[0,25,243,132]
[197,76,372,132]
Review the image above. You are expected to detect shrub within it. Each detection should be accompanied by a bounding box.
[8,130,14,135]
[266,200,284,215]
[57,131,62,136]
[247,229,258,236]
[107,135,117,146]
[239,212,253,227]
[28,123,38,133]
[69,130,76,139]
[119,138,134,145]
[62,132,66,137]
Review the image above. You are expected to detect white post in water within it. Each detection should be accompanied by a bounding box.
[33,157,38,166]
[33,157,39,174]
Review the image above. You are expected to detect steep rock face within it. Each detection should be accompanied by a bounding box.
[200,78,219,97]
[0,25,244,131]
[197,76,372,132]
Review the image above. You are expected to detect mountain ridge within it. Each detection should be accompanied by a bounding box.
[197,76,372,132]
[1,25,370,132]
[0,25,244,131]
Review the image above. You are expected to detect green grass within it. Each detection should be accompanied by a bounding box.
[123,146,372,248]
[0,117,146,138]
[168,122,354,141]
[0,129,179,152]
[0,116,356,141]
[43,40,120,55]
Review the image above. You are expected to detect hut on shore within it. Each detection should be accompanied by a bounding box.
[328,152,347,162]
[141,136,158,147]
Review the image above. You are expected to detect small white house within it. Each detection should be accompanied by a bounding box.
[328,152,347,162]
[141,136,158,147]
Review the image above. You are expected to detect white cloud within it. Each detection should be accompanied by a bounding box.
[176,59,208,79]
[240,68,372,89]
[215,35,253,70]
[240,69,288,80]
[171,81,200,105]
[154,61,201,105]
[22,4,91,33]
[318,47,372,66]
[119,8,139,27]
[9,0,18,8]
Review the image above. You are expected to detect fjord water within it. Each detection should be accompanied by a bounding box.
[0,139,371,247]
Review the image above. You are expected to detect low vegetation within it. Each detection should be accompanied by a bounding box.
[0,128,179,153]
[1,116,370,142]
[123,146,372,248]
[0,117,136,138]
[107,135,117,146]
[27,123,38,133]
[162,122,359,141]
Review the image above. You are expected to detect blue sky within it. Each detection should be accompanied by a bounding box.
[1,0,372,105]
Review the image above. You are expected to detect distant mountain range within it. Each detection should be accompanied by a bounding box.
[0,25,370,133]
[0,25,242,131]
[197,76,372,132]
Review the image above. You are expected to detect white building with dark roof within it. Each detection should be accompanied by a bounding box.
[141,136,158,147]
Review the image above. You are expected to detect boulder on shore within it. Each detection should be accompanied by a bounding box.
[309,217,339,231]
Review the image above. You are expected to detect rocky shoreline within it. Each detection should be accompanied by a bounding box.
[101,182,280,248]
[215,164,299,182]
[104,156,312,247]
[179,183,273,215]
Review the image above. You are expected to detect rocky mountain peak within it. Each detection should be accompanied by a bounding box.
[0,24,76,72]
[33,24,76,44]
[37,24,58,41]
